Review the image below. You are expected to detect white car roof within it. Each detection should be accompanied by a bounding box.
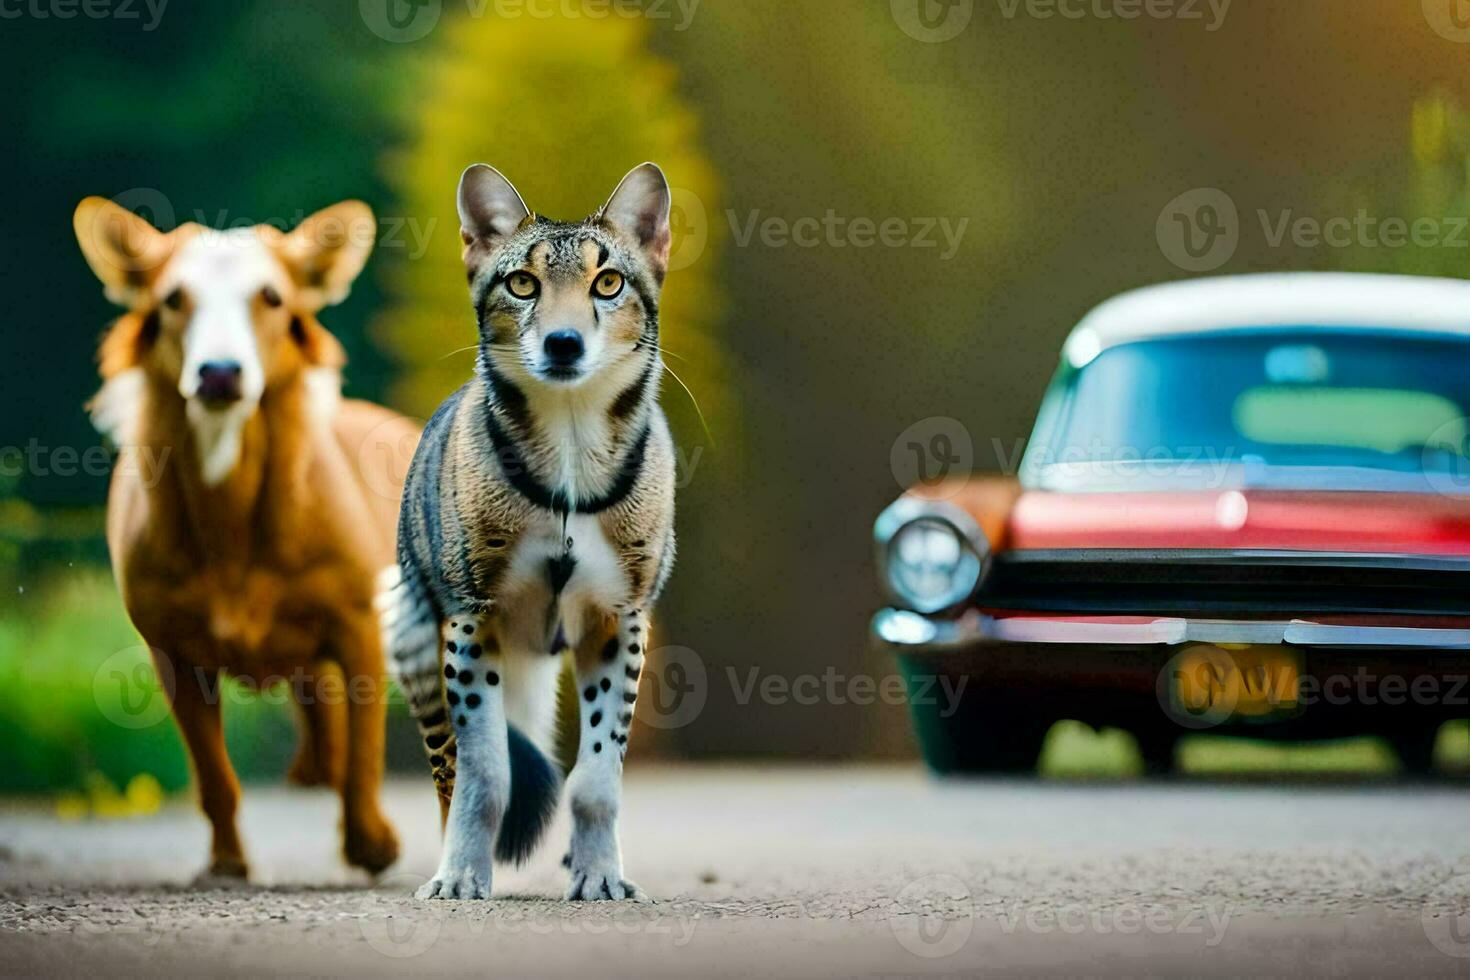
[1063,273,1470,368]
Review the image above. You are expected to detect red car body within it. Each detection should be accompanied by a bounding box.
[1010,490,1470,555]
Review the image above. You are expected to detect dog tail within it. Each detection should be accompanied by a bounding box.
[497,724,562,865]
[376,562,457,809]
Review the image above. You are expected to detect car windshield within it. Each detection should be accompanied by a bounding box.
[1032,329,1470,492]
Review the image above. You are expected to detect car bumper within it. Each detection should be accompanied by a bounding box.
[874,607,1470,742]
[872,607,1470,654]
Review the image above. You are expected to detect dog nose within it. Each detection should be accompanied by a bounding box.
[197,361,244,403]
[543,330,585,367]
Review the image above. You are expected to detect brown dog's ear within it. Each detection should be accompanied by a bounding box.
[290,315,347,368]
[73,197,174,308]
[600,162,671,280]
[274,201,376,311]
[457,164,531,257]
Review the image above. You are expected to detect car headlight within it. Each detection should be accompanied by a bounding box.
[874,499,990,614]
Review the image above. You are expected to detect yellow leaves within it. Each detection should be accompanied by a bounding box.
[55,772,164,821]
[1412,94,1451,169]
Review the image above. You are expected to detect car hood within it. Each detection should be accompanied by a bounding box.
[1009,489,1470,556]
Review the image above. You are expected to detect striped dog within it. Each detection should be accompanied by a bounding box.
[380,163,677,900]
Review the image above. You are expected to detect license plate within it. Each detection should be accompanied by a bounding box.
[1169,644,1302,724]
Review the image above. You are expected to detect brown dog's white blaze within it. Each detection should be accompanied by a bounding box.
[384,162,678,901]
[73,195,416,881]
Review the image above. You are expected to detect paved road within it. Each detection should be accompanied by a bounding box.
[2,767,1470,977]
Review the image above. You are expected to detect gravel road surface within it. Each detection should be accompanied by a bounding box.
[3,767,1470,977]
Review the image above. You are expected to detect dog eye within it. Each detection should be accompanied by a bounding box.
[163,287,185,311]
[260,285,283,308]
[506,272,540,299]
[592,270,624,299]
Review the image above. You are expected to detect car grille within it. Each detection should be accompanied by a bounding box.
[981,550,1470,617]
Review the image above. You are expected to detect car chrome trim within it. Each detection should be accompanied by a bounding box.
[999,549,1470,572]
[873,608,1470,651]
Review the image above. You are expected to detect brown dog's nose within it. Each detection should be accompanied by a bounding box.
[197,361,243,404]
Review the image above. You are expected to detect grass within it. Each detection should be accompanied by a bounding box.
[0,569,298,797]
[1039,718,1470,779]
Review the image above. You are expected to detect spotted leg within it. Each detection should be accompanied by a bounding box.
[565,607,647,901]
[417,614,507,900]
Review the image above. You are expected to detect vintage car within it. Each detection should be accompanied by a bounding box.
[874,273,1470,774]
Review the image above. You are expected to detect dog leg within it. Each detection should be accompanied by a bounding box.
[565,607,647,901]
[418,613,508,900]
[166,660,247,880]
[335,611,400,875]
[287,662,346,790]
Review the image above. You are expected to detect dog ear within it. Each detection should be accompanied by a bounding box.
[73,197,175,308]
[275,201,376,311]
[457,164,531,256]
[600,162,672,280]
[290,314,347,368]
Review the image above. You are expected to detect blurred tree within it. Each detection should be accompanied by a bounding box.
[2,1,405,508]
[1333,91,1470,278]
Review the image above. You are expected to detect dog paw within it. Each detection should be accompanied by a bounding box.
[192,854,249,888]
[566,867,648,902]
[344,812,400,875]
[286,750,341,790]
[416,866,492,900]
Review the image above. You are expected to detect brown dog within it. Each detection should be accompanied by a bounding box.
[73,197,419,880]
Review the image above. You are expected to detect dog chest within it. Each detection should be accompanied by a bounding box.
[502,511,628,612]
